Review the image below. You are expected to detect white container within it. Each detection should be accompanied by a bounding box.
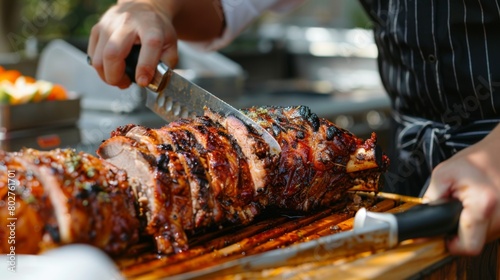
[37,39,144,113]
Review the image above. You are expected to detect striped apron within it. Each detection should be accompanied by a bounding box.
[359,0,500,196]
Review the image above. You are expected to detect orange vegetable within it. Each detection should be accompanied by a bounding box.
[47,84,67,101]
[24,76,36,83]
[0,70,22,83]
[0,67,70,104]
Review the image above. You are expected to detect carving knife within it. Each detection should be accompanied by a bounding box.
[124,45,281,156]
[3,200,461,279]
[169,199,462,279]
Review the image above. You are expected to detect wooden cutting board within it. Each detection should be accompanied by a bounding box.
[119,198,498,279]
[206,238,499,279]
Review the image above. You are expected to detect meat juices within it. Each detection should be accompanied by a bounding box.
[0,105,389,255]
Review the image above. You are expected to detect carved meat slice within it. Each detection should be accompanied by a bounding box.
[0,149,140,255]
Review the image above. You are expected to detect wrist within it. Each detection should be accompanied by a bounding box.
[491,123,500,136]
[116,0,182,20]
[468,123,500,176]
[483,124,500,143]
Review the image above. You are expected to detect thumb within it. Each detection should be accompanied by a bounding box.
[422,166,453,203]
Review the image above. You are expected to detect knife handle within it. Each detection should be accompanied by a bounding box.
[124,45,169,92]
[395,198,462,242]
[124,45,141,84]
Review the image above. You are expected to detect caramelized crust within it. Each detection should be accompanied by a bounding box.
[0,149,140,255]
[0,105,388,255]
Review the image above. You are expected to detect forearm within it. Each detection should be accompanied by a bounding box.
[485,123,500,140]
[174,0,225,41]
[117,0,225,42]
[474,124,500,181]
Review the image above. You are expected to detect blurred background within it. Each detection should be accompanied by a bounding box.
[0,0,391,153]
[0,0,115,69]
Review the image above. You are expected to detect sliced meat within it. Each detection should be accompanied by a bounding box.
[124,126,194,228]
[205,110,279,197]
[0,151,53,254]
[168,117,262,223]
[2,104,389,257]
[156,126,221,228]
[98,134,186,254]
[1,149,140,255]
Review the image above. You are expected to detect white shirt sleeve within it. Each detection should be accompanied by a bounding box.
[185,0,306,51]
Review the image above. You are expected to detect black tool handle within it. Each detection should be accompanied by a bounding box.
[124,45,142,84]
[395,199,462,241]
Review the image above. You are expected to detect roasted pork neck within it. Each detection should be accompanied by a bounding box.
[0,106,388,255]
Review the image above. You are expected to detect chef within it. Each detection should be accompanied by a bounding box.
[87,0,500,256]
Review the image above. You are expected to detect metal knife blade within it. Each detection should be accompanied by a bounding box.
[125,45,281,156]
[169,199,462,279]
[169,212,394,280]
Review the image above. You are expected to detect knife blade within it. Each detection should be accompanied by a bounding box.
[124,45,281,156]
[169,199,462,279]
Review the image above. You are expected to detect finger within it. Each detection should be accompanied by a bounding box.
[135,27,166,86]
[423,165,454,202]
[91,29,111,84]
[115,74,132,89]
[448,175,495,255]
[87,24,100,58]
[447,210,488,256]
[102,25,137,86]
[160,40,178,69]
[159,26,179,68]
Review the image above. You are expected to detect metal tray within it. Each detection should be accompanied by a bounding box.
[0,126,81,152]
[0,97,81,131]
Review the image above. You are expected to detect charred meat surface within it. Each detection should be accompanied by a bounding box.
[0,105,389,255]
[98,105,388,254]
[242,106,388,211]
[98,115,271,254]
[0,149,140,255]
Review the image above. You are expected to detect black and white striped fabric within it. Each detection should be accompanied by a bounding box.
[359,0,500,196]
[393,113,499,196]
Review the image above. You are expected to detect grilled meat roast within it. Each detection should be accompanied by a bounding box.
[0,106,388,255]
[239,106,384,210]
[0,149,140,255]
[97,105,389,254]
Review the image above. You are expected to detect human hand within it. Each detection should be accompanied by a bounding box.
[87,0,179,88]
[423,125,500,255]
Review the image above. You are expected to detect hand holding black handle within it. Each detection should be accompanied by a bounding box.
[124,45,142,84]
[124,45,169,92]
[395,198,463,242]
